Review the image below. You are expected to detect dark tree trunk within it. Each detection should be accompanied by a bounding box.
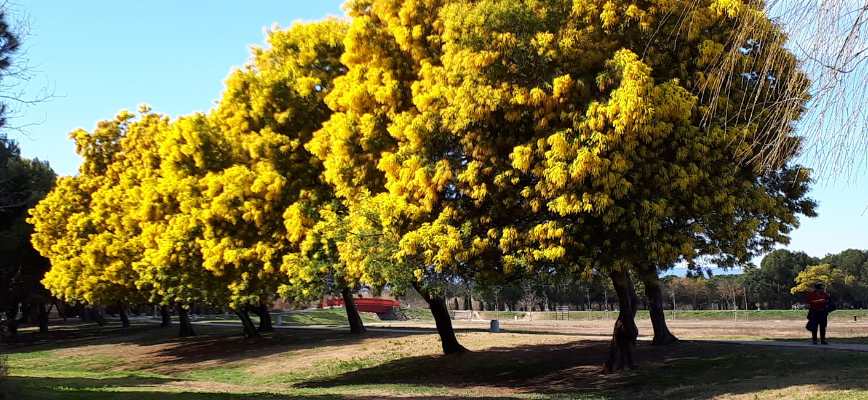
[5,303,18,340]
[638,267,678,346]
[160,305,171,328]
[176,305,196,337]
[118,303,130,329]
[92,307,106,326]
[604,270,639,373]
[254,301,273,332]
[235,309,259,339]
[38,302,49,333]
[341,287,366,334]
[17,302,31,324]
[57,300,67,322]
[416,284,467,355]
[78,304,90,322]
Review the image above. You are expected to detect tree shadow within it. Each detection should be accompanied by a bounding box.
[298,339,868,399]
[3,320,434,374]
[2,375,337,400]
[298,339,616,391]
[3,375,535,400]
[4,321,162,349]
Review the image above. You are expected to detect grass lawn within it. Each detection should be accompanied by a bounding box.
[3,318,868,400]
[193,308,383,327]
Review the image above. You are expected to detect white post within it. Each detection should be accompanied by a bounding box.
[671,290,676,320]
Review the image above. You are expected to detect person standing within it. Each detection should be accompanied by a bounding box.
[806,283,832,345]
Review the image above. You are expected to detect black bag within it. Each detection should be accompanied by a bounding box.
[825,296,836,313]
[806,311,817,331]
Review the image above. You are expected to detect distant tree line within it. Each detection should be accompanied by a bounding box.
[441,249,868,312]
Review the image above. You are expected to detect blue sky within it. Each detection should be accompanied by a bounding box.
[11,1,867,270]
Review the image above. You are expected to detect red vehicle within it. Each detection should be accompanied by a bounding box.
[321,297,403,320]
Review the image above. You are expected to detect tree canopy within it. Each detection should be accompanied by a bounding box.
[28,0,820,366]
[306,0,815,360]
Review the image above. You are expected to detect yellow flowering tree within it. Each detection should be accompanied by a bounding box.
[791,264,846,295]
[209,20,361,335]
[80,108,168,328]
[280,201,372,334]
[30,110,166,328]
[132,113,237,337]
[486,1,816,369]
[313,0,815,362]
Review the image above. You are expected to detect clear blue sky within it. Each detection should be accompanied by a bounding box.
[11,1,867,269]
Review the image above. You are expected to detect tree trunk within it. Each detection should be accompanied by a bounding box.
[56,300,67,322]
[38,302,49,333]
[118,303,130,329]
[176,304,196,337]
[5,303,18,340]
[341,287,367,334]
[160,305,171,327]
[235,309,260,339]
[255,301,274,332]
[77,304,90,322]
[93,307,107,326]
[638,268,678,346]
[603,270,639,373]
[17,302,31,324]
[415,284,467,355]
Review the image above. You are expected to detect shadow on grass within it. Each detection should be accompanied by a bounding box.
[298,339,868,399]
[750,336,868,345]
[4,321,165,349]
[3,376,530,400]
[2,375,333,400]
[2,320,433,373]
[298,339,615,391]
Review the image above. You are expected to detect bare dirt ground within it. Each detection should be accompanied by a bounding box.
[371,317,868,342]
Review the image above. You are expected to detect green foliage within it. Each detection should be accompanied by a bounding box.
[0,133,55,332]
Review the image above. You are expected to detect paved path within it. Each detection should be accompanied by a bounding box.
[141,317,868,352]
[708,339,868,352]
[190,320,439,334]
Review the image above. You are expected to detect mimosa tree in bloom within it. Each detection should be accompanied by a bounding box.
[312,0,815,361]
[791,264,846,295]
[133,113,234,337]
[31,109,167,328]
[209,19,367,335]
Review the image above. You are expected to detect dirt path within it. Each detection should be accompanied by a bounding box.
[712,340,868,352]
[191,319,868,355]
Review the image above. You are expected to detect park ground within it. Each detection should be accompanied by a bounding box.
[3,309,868,399]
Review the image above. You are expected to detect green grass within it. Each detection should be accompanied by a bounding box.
[192,308,382,327]
[7,349,168,381]
[395,307,434,321]
[274,308,381,326]
[627,342,868,399]
[6,319,868,399]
